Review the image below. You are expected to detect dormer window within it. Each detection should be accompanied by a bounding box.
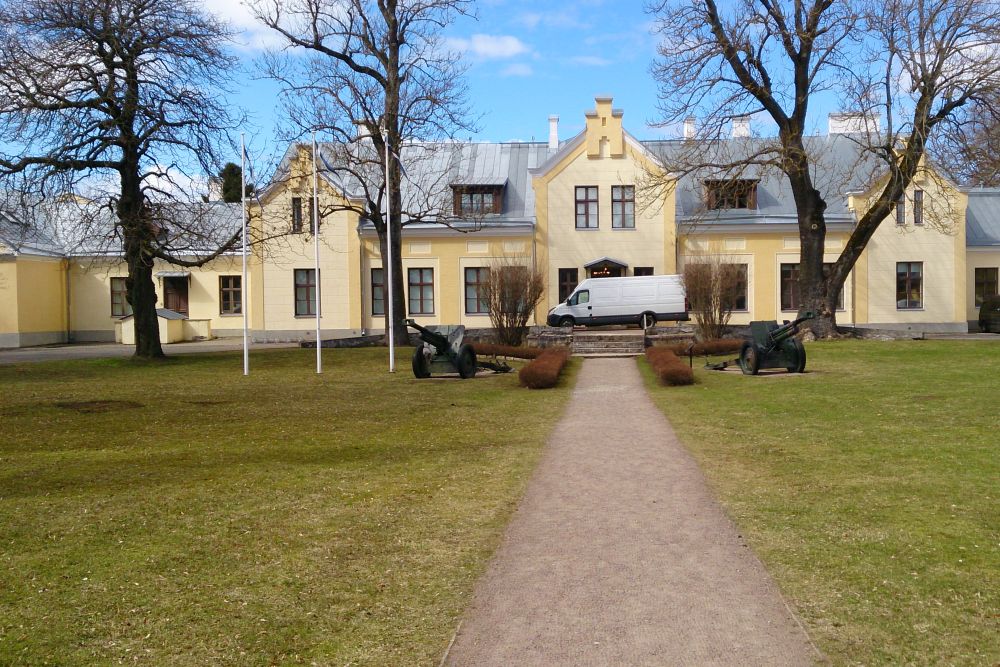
[452,185,504,216]
[705,179,758,210]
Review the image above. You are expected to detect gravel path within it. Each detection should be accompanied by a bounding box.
[445,357,820,666]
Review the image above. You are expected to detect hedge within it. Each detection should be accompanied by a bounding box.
[471,343,544,359]
[668,338,743,357]
[518,348,571,389]
[645,347,695,386]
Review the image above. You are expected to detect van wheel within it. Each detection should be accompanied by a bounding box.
[558,316,574,328]
[640,312,656,329]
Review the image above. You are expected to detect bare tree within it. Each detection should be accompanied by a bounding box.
[251,0,476,346]
[648,0,1000,336]
[0,0,243,358]
[683,254,743,340]
[931,102,1000,186]
[484,257,545,347]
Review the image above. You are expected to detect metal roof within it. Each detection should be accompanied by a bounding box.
[966,189,1000,246]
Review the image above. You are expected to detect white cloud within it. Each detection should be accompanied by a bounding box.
[514,11,589,30]
[500,63,533,77]
[200,0,283,51]
[447,34,531,60]
[568,55,612,67]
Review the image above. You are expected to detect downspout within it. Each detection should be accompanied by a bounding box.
[63,259,72,343]
[358,224,366,335]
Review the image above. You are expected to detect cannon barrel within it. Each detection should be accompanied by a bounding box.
[405,318,450,355]
[765,311,815,350]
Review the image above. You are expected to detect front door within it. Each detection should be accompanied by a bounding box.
[163,277,189,314]
[587,262,625,279]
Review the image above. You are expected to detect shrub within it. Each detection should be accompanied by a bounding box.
[668,338,743,357]
[471,343,544,359]
[645,347,695,386]
[484,257,546,346]
[518,349,571,389]
[683,255,744,340]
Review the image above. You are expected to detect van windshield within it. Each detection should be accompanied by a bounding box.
[568,290,589,306]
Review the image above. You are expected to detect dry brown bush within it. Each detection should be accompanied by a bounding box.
[518,349,571,389]
[471,343,544,359]
[645,347,695,386]
[667,338,743,356]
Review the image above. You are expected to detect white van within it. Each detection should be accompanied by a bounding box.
[546,274,689,328]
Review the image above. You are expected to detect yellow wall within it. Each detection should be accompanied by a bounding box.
[532,97,675,319]
[254,151,360,337]
[850,171,967,327]
[16,257,67,335]
[69,256,256,341]
[360,233,535,331]
[968,249,1000,322]
[678,233,854,324]
[0,257,18,338]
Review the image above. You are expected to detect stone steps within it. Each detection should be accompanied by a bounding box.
[570,330,646,357]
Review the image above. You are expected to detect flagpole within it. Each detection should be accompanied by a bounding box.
[240,133,249,377]
[312,131,322,374]
[383,123,395,373]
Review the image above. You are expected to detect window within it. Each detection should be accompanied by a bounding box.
[371,268,385,316]
[408,268,434,315]
[568,289,589,306]
[896,262,923,309]
[975,267,998,306]
[464,267,489,314]
[219,276,242,315]
[781,263,844,311]
[110,277,131,317]
[612,185,635,229]
[575,186,599,228]
[728,264,748,311]
[913,189,923,225]
[895,195,905,225]
[453,186,503,216]
[634,266,654,277]
[294,268,317,316]
[558,268,579,302]
[780,263,800,311]
[705,179,757,210]
[291,197,305,233]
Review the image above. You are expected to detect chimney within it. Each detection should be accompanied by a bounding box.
[548,115,559,151]
[731,116,750,138]
[352,119,370,141]
[683,116,696,140]
[828,112,880,135]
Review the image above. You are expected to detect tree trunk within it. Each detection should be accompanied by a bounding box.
[784,141,837,337]
[120,166,164,359]
[125,244,164,358]
[378,229,409,346]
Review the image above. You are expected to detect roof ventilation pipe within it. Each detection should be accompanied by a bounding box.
[548,115,559,151]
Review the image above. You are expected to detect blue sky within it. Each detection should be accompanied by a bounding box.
[211,0,668,150]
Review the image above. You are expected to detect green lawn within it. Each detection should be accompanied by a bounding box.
[641,340,999,666]
[0,349,575,666]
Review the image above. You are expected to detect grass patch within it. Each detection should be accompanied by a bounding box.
[640,340,999,665]
[0,348,576,665]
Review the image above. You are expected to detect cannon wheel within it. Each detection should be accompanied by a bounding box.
[640,312,656,329]
[739,341,760,376]
[788,338,807,373]
[411,346,431,378]
[456,344,477,379]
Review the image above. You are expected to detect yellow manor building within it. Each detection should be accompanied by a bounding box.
[2,96,999,348]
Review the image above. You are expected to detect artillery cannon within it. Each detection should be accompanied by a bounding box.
[737,312,814,375]
[406,319,478,379]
